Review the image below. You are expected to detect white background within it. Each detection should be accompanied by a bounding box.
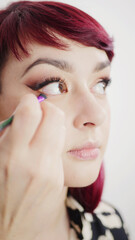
[0,0,135,239]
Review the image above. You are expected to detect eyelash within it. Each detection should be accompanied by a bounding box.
[28,77,111,93]
[28,77,65,91]
[98,77,112,90]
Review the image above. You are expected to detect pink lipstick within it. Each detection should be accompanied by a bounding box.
[68,142,100,160]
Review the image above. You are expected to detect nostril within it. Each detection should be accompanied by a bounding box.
[84,122,95,126]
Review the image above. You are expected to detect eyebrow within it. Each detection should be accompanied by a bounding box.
[22,58,73,77]
[22,57,111,77]
[93,60,110,72]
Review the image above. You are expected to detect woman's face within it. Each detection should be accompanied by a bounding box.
[0,37,111,187]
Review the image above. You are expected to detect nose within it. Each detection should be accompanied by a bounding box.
[73,91,107,129]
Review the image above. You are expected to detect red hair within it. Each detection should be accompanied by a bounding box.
[0,1,114,212]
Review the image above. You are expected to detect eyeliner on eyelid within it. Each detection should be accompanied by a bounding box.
[27,77,61,91]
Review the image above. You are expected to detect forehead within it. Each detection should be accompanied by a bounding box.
[3,37,110,82]
[10,40,108,64]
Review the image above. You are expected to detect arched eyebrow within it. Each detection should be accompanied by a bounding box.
[21,58,73,77]
[21,58,110,77]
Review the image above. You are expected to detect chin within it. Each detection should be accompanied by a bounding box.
[64,159,102,188]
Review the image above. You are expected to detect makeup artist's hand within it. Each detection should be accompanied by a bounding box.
[0,94,66,240]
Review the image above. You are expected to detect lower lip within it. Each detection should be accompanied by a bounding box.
[68,148,100,161]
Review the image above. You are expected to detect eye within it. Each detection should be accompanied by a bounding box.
[92,78,112,95]
[28,77,68,96]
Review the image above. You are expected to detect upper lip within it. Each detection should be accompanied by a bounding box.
[68,141,101,152]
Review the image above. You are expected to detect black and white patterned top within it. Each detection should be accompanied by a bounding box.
[66,195,130,240]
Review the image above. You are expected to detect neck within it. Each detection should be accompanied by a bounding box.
[37,187,70,240]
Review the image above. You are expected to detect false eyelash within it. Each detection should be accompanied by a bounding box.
[27,77,64,91]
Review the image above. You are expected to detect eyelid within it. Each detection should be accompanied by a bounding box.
[27,77,64,91]
[99,77,112,85]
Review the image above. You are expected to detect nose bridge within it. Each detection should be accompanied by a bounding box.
[73,90,106,128]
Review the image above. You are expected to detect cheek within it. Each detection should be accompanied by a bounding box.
[101,104,111,146]
[0,92,19,121]
[0,80,33,121]
[106,104,111,131]
[105,106,111,128]
[0,97,13,121]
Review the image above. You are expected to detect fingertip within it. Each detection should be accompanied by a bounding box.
[16,94,42,115]
[19,94,40,107]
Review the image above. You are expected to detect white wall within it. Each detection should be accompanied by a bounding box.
[0,0,135,239]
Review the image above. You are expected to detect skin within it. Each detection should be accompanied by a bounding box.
[0,37,111,240]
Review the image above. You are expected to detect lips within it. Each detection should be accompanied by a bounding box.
[68,142,100,160]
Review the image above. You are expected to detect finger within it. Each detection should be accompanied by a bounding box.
[10,94,42,147]
[30,101,66,159]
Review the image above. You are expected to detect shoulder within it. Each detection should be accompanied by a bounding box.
[66,196,130,240]
[93,200,125,228]
[91,201,130,239]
